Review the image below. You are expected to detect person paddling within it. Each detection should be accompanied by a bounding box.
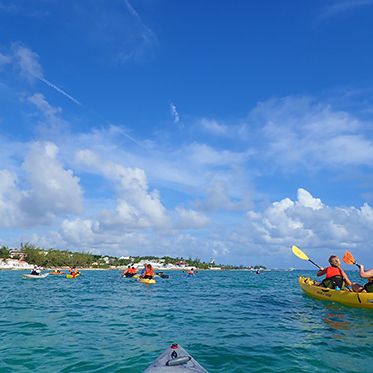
[69,266,79,278]
[359,265,373,279]
[317,255,352,289]
[351,265,373,293]
[142,264,154,279]
[30,265,41,276]
[123,266,132,277]
[342,251,373,292]
[123,266,137,277]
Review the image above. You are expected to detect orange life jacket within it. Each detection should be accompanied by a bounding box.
[326,266,341,279]
[145,267,154,277]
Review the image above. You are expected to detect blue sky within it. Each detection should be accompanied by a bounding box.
[1,0,373,268]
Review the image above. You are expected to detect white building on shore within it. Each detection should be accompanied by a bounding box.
[0,258,33,269]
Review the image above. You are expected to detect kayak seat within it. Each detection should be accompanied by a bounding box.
[166,355,192,367]
[321,276,344,290]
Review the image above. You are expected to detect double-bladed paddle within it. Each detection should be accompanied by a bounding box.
[291,245,322,269]
[342,251,361,269]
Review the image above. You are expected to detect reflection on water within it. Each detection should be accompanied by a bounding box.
[323,312,350,341]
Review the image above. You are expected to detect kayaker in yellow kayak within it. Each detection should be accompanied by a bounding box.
[316,255,352,289]
[141,264,154,279]
[69,266,79,278]
[360,265,373,278]
[351,265,373,293]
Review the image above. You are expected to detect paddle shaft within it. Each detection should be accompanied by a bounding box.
[308,259,322,270]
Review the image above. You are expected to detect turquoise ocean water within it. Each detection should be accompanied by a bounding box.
[0,270,372,372]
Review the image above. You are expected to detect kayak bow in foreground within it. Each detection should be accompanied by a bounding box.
[144,344,208,372]
[298,276,373,309]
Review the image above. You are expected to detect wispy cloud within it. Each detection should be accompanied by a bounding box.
[170,102,180,124]
[0,52,11,68]
[249,96,373,169]
[123,0,155,44]
[11,43,82,106]
[200,118,229,136]
[319,0,373,20]
[0,0,50,18]
[115,0,157,63]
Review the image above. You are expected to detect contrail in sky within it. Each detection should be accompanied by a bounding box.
[11,43,144,149]
[123,0,155,42]
[40,74,144,148]
[38,76,82,106]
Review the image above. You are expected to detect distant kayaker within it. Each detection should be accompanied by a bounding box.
[69,266,79,278]
[123,266,132,277]
[188,268,195,276]
[142,264,154,279]
[317,255,352,289]
[351,265,373,293]
[139,263,148,277]
[30,265,41,276]
[123,266,137,277]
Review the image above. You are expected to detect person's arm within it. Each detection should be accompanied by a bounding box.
[360,265,373,278]
[339,268,352,287]
[317,267,326,276]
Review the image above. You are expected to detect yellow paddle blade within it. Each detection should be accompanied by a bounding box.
[291,245,309,261]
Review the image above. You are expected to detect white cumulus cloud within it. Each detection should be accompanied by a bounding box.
[76,149,169,229]
[174,207,209,228]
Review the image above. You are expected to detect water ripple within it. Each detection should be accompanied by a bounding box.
[0,270,372,372]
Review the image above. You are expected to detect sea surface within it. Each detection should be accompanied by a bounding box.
[0,270,372,372]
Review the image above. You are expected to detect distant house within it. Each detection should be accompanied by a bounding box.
[102,257,115,264]
[209,266,222,271]
[9,249,25,260]
[175,261,187,267]
[0,258,32,269]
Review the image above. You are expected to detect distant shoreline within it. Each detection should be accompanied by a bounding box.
[0,267,271,272]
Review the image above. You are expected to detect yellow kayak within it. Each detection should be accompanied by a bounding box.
[138,278,156,284]
[298,277,373,309]
[66,273,80,279]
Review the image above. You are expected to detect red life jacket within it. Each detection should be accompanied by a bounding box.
[326,266,341,278]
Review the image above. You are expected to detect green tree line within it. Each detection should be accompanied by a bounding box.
[20,243,95,267]
[1,243,266,270]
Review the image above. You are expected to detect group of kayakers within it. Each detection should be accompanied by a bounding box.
[122,263,155,279]
[29,266,79,277]
[123,266,138,277]
[317,255,373,293]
